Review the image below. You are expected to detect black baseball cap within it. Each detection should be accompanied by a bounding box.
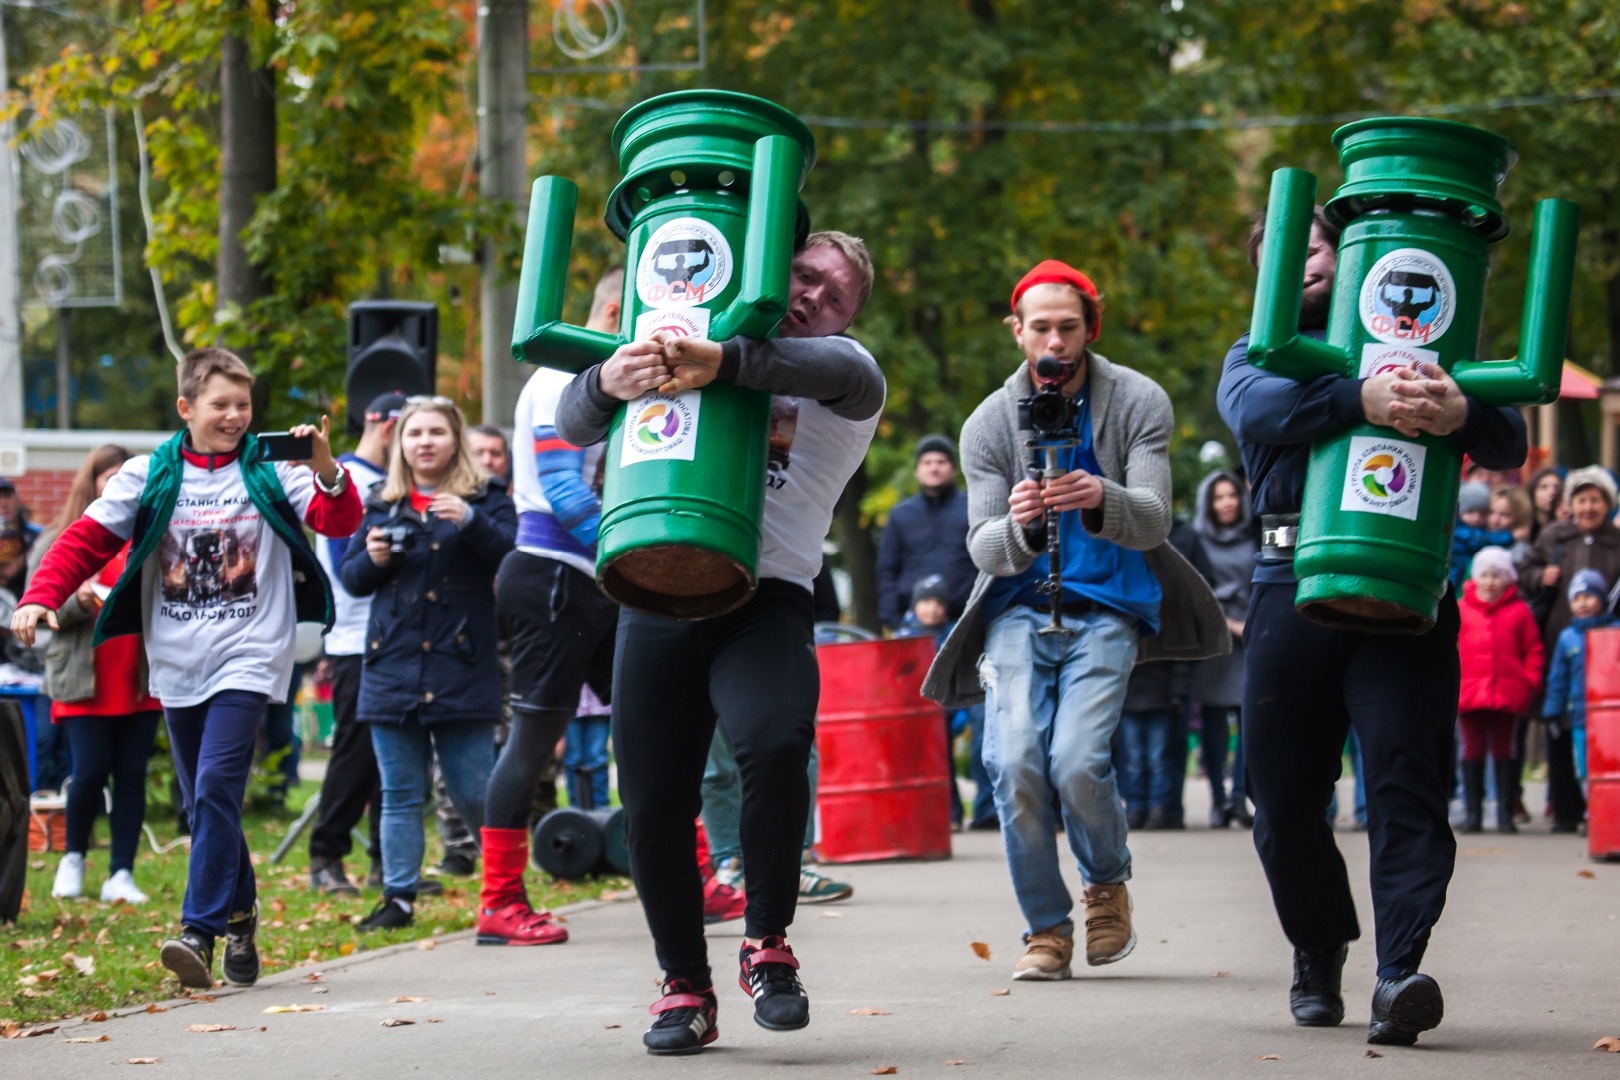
[364,391,409,423]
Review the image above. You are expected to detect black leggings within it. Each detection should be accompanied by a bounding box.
[63,711,162,873]
[486,708,574,830]
[614,580,818,987]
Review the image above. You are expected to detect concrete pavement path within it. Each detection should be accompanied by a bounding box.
[5,786,1617,1078]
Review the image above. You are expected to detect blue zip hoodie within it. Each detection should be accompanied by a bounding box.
[1543,612,1618,728]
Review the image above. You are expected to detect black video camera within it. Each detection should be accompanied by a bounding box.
[376,522,417,559]
[1017,355,1080,440]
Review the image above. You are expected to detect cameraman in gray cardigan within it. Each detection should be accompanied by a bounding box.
[923,260,1226,983]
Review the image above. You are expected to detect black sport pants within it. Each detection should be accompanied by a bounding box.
[614,579,819,988]
[1242,582,1458,976]
[308,654,381,864]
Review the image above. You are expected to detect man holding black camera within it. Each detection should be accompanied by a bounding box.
[923,260,1225,982]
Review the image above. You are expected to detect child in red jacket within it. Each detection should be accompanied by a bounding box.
[1456,546,1544,833]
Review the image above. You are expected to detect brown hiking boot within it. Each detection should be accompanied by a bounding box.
[1011,927,1074,981]
[1082,882,1136,966]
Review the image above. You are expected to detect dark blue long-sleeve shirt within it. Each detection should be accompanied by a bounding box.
[1217,331,1527,584]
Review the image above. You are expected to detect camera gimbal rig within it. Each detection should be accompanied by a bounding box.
[1019,355,1083,637]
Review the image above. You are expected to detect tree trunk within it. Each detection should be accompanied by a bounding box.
[835,460,880,632]
[218,3,276,409]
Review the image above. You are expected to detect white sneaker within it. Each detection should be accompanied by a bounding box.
[52,852,86,898]
[100,869,149,905]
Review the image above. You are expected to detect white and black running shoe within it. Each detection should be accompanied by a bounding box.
[738,935,809,1031]
[222,902,261,987]
[643,979,718,1056]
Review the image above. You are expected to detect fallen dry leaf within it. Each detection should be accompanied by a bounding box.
[21,1024,60,1038]
[424,1019,442,1024]
[186,994,216,1003]
[872,1069,899,1076]
[387,995,430,1003]
[990,989,1010,996]
[945,1062,966,1067]
[63,952,96,977]
[63,1035,110,1043]
[0,1020,18,1039]
[1258,1055,1281,1060]
[312,987,330,994]
[850,1008,892,1016]
[381,1018,415,1027]
[416,940,437,951]
[1594,1036,1620,1053]
[969,941,991,962]
[126,1057,161,1064]
[604,1024,620,1029]
[1577,870,1596,879]
[303,972,324,983]
[1365,1049,1383,1058]
[84,1011,108,1022]
[143,1004,167,1014]
[818,911,843,919]
[338,943,357,956]
[186,1024,236,1033]
[262,1004,326,1014]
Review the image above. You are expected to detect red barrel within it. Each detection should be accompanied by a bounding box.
[1585,628,1620,860]
[814,636,953,863]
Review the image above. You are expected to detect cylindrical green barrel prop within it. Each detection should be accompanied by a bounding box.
[1248,117,1579,633]
[509,90,817,620]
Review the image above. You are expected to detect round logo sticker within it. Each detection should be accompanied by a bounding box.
[1340,436,1426,522]
[1359,248,1455,346]
[635,217,733,308]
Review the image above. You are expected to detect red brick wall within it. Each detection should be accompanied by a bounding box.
[9,470,78,531]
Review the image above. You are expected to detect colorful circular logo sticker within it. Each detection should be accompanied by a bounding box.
[1359,248,1455,346]
[1340,436,1426,521]
[1360,453,1406,499]
[622,392,702,465]
[635,217,732,308]
[634,402,681,448]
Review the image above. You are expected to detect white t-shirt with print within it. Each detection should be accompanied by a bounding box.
[87,454,318,707]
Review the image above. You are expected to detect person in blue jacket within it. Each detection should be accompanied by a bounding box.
[339,396,516,932]
[1218,206,1526,1047]
[1543,567,1615,786]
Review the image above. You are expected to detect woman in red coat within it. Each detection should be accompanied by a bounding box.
[1456,546,1543,834]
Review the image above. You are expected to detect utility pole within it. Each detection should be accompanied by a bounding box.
[478,0,530,427]
[0,9,23,430]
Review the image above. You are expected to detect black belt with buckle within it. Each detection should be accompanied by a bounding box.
[1260,513,1300,563]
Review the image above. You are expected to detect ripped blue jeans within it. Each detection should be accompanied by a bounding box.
[981,605,1136,937]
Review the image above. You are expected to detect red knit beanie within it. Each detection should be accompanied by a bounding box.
[1010,260,1101,342]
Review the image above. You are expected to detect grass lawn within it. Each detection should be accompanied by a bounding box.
[0,778,628,1029]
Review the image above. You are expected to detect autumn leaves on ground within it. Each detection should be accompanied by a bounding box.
[0,783,626,1030]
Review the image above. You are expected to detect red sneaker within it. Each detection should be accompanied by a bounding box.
[703,876,746,924]
[476,902,569,946]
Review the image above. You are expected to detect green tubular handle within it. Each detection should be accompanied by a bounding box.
[1248,168,1350,380]
[511,175,621,370]
[1453,198,1581,407]
[712,135,805,341]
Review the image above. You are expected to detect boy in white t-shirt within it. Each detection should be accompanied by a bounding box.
[13,347,361,990]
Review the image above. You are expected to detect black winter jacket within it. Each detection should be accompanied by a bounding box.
[876,484,976,630]
[340,480,516,726]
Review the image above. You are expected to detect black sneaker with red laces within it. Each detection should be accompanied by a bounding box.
[643,979,718,1055]
[738,935,809,1031]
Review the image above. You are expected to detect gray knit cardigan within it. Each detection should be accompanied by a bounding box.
[921,353,1230,709]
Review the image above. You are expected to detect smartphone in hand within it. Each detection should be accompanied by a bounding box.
[257,431,314,462]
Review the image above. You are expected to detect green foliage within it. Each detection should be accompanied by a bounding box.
[12,0,504,429]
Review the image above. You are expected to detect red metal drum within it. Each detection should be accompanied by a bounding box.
[814,636,953,863]
[1584,627,1620,860]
